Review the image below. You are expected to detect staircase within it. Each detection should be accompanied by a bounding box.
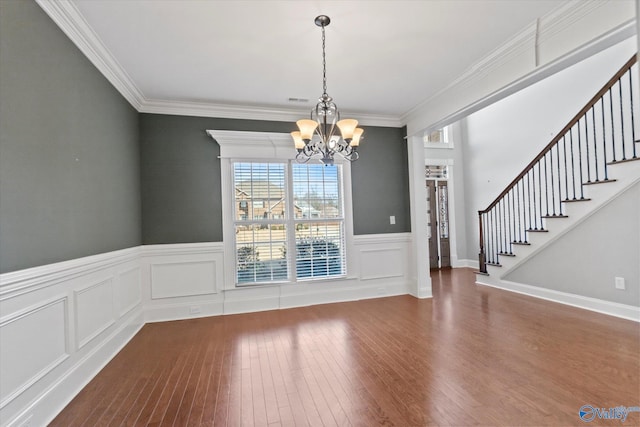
[475,55,639,292]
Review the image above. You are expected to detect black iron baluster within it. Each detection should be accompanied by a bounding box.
[576,121,585,199]
[591,107,599,182]
[515,180,522,243]
[584,114,591,183]
[499,198,504,254]
[537,162,543,225]
[556,143,563,214]
[601,98,609,180]
[629,67,637,159]
[569,129,577,199]
[543,154,550,216]
[549,150,556,216]
[619,78,627,161]
[503,198,509,254]
[563,136,569,200]
[498,201,503,255]
[507,190,512,254]
[609,88,617,162]
[491,208,497,264]
[531,167,538,230]
[487,207,495,264]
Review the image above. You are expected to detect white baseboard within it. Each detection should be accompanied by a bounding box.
[453,258,480,269]
[476,276,640,322]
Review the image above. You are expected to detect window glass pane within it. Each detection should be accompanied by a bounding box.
[234,163,286,221]
[236,224,288,284]
[292,164,342,220]
[425,165,448,179]
[295,221,344,279]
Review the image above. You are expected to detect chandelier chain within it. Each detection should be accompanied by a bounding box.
[321,25,327,97]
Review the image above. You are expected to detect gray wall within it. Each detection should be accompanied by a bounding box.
[505,183,639,306]
[139,114,410,244]
[351,126,410,235]
[0,0,141,273]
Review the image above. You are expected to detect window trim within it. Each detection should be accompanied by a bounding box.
[207,130,355,290]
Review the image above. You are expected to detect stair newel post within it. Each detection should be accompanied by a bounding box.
[478,210,487,273]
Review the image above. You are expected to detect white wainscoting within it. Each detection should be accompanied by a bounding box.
[0,248,144,427]
[141,243,225,322]
[141,234,413,322]
[0,234,413,426]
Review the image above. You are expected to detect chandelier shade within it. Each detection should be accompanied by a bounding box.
[292,15,363,164]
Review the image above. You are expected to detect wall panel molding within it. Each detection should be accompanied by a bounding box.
[150,260,218,299]
[115,266,142,317]
[0,248,143,427]
[74,279,115,350]
[0,296,69,410]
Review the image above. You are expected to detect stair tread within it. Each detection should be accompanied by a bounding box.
[527,228,548,232]
[541,214,569,218]
[563,198,592,202]
[499,253,516,257]
[512,241,530,245]
[583,179,617,185]
[485,262,502,267]
[608,157,640,165]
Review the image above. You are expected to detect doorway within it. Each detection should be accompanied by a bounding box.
[426,165,451,269]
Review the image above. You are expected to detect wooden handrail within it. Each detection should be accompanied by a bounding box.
[479,55,637,215]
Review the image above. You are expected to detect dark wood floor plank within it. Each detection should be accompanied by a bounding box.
[50,268,640,426]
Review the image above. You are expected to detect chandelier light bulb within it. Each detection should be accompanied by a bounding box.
[296,119,318,141]
[351,128,364,147]
[337,119,358,141]
[291,131,306,149]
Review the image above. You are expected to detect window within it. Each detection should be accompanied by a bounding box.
[232,161,346,285]
[425,164,448,179]
[423,126,453,149]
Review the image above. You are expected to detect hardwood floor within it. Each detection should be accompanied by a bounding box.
[51,268,639,426]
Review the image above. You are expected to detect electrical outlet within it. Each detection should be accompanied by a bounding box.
[615,277,625,290]
[389,215,396,225]
[189,306,201,314]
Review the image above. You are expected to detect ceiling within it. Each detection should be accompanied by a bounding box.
[63,0,570,123]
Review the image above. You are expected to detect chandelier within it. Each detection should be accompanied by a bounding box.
[291,15,363,164]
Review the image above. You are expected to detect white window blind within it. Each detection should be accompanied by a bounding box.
[232,161,346,285]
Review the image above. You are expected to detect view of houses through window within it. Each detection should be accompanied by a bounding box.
[233,162,345,284]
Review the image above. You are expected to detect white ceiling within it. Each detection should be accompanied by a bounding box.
[66,0,570,122]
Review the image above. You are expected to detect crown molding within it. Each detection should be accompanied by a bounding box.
[141,99,404,128]
[401,20,537,123]
[401,0,636,127]
[36,1,403,128]
[36,0,146,110]
[537,0,609,43]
